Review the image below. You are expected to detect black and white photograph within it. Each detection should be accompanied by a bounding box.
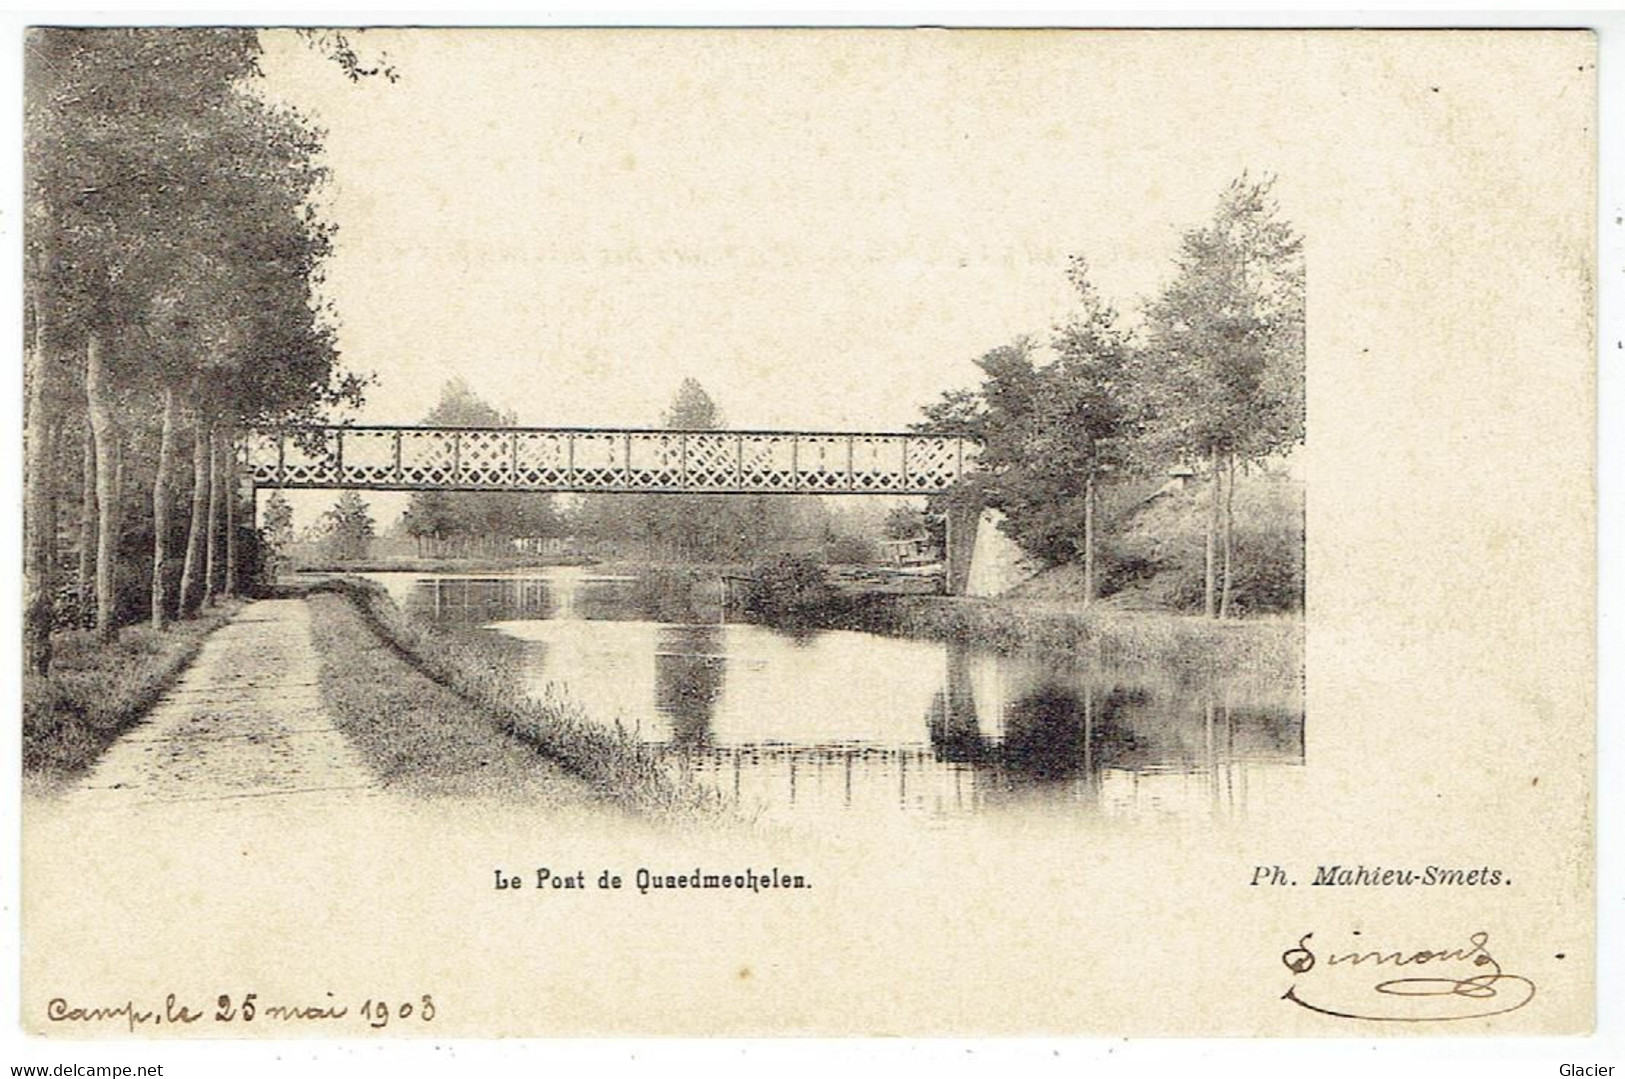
[11,21,1603,1057]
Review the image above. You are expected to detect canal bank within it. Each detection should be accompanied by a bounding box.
[583,558,1302,687]
[304,577,718,817]
[355,568,1306,825]
[825,594,1303,691]
[394,555,1305,688]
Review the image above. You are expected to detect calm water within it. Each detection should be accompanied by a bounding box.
[365,569,1304,824]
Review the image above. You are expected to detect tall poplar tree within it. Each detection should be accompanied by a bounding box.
[25,28,368,661]
[1141,174,1305,617]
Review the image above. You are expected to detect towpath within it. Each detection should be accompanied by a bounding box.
[54,598,381,812]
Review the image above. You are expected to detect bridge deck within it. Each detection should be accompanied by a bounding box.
[246,426,977,495]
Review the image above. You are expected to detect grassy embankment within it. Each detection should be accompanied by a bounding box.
[841,597,1302,691]
[822,472,1304,687]
[300,577,716,817]
[22,603,242,784]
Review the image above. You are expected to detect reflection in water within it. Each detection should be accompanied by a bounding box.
[400,576,558,626]
[914,644,1304,818]
[655,625,727,748]
[364,570,1305,824]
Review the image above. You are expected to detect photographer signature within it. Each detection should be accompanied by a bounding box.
[1280,930,1536,1022]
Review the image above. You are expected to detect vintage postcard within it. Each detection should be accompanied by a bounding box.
[17,27,1596,1040]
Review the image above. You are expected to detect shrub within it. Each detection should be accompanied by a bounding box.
[1102,472,1303,614]
[824,534,879,565]
[628,565,712,622]
[741,554,840,616]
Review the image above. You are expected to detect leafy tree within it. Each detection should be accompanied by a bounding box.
[915,294,1136,603]
[24,28,368,657]
[1029,258,1139,599]
[911,339,1037,555]
[320,491,375,563]
[400,490,459,551]
[1141,174,1304,617]
[905,180,1302,613]
[26,30,252,648]
[32,31,260,633]
[260,491,294,572]
[400,379,561,555]
[642,378,726,557]
[915,388,986,442]
[575,378,822,562]
[293,29,400,83]
[883,504,927,540]
[663,377,724,429]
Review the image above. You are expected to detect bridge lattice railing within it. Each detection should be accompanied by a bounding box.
[244,426,979,495]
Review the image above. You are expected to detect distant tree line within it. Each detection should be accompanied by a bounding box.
[308,378,848,565]
[22,29,379,673]
[916,175,1305,617]
[398,379,564,557]
[569,378,830,562]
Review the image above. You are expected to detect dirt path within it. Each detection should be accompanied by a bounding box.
[55,598,382,812]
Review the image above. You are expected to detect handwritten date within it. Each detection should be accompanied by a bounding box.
[47,993,437,1032]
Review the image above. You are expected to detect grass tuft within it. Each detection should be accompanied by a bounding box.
[22,604,242,784]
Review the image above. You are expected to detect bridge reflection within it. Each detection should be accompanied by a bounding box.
[399,575,560,625]
[669,641,1303,822]
[381,572,1305,823]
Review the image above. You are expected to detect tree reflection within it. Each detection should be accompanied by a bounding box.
[654,624,727,747]
[998,684,1094,780]
[926,641,991,764]
[922,638,1309,790]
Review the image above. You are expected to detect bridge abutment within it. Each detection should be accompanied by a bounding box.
[960,508,1043,598]
[942,501,980,596]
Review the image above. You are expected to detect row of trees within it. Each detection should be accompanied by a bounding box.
[570,378,830,561]
[387,378,832,564]
[399,379,564,555]
[918,175,1305,616]
[23,29,372,673]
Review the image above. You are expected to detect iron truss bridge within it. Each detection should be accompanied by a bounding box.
[245,426,979,495]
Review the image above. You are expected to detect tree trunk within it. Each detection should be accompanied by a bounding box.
[78,422,97,625]
[23,295,55,673]
[1083,462,1096,606]
[223,430,238,596]
[45,418,61,594]
[86,331,120,643]
[203,430,221,606]
[1204,446,1219,619]
[151,385,177,630]
[1219,451,1236,619]
[111,429,126,598]
[179,416,209,616]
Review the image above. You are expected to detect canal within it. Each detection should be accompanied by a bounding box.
[364,568,1305,825]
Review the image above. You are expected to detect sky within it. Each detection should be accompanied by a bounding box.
[252,29,1307,526]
